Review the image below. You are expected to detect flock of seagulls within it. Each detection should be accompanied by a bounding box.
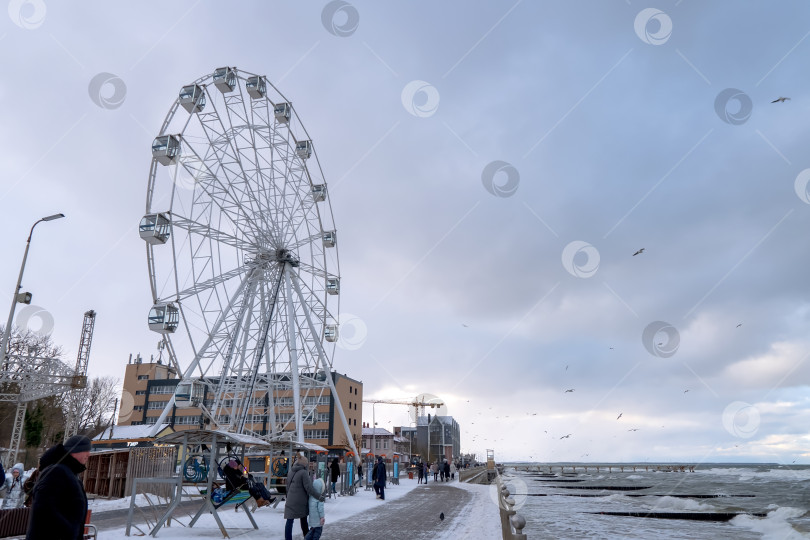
[462,197,789,457]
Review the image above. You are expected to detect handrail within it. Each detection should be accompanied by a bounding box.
[495,469,527,540]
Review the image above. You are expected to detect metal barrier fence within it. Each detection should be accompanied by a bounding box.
[495,470,528,540]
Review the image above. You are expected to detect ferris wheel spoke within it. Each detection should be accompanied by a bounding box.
[170,215,253,252]
[244,94,287,247]
[195,88,270,244]
[183,134,265,246]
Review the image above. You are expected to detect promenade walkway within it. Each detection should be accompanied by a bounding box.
[87,479,499,539]
[326,482,475,539]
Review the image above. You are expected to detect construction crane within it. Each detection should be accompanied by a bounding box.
[63,310,97,441]
[362,396,445,463]
[362,397,445,418]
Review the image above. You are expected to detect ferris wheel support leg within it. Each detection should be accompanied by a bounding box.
[147,274,252,438]
[6,401,26,468]
[289,271,362,467]
[283,265,304,444]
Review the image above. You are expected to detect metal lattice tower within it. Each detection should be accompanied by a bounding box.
[1,311,95,468]
[63,310,96,441]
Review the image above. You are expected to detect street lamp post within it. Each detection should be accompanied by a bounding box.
[1,214,65,362]
[371,402,376,460]
[1,213,64,469]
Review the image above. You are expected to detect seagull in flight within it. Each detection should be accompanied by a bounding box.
[771,97,790,103]
[565,389,575,393]
[616,413,623,420]
[633,248,645,256]
[462,323,469,328]
[683,389,690,393]
[560,434,572,439]
[628,428,639,432]
[736,323,742,328]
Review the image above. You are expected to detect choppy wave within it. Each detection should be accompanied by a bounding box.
[515,463,810,539]
[702,467,810,482]
[731,506,808,540]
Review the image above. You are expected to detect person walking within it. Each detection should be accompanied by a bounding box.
[329,457,340,495]
[304,478,326,540]
[440,461,445,482]
[450,461,457,481]
[444,461,451,482]
[431,462,438,482]
[423,462,429,483]
[1,462,26,509]
[284,454,325,540]
[373,456,386,500]
[26,434,91,540]
[417,461,424,484]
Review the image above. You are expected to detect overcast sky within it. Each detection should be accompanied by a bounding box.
[2,1,809,463]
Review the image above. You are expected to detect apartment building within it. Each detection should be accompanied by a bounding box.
[117,355,363,451]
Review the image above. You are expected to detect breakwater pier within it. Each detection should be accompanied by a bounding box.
[512,463,696,474]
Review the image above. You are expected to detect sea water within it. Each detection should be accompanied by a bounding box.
[501,463,810,539]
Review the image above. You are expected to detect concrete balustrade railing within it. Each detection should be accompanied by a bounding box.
[495,470,527,540]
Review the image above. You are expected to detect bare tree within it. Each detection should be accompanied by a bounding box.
[59,376,120,437]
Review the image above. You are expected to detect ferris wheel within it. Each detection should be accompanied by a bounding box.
[139,67,348,446]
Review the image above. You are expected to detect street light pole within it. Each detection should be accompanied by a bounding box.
[371,402,376,459]
[1,214,65,362]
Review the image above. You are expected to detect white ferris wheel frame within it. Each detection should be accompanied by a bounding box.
[141,68,357,459]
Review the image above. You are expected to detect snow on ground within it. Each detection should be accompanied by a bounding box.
[98,478,502,539]
[434,481,502,540]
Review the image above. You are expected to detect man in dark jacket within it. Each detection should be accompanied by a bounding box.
[26,435,91,540]
[283,455,324,540]
[329,457,340,495]
[373,456,386,500]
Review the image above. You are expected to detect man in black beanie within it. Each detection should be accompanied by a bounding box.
[26,435,91,540]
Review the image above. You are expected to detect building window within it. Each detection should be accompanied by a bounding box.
[303,429,328,439]
[135,390,146,395]
[175,416,200,425]
[354,388,358,395]
[354,403,357,410]
[349,385,352,393]
[137,375,149,380]
[151,385,176,395]
[133,406,143,411]
[148,402,167,410]
[353,419,356,426]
